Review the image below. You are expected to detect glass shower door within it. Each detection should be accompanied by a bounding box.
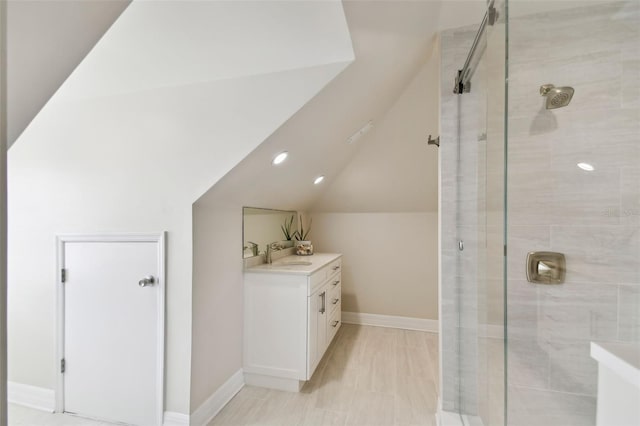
[439,1,507,425]
[457,2,507,424]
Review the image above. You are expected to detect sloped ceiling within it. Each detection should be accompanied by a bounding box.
[196,0,487,211]
[7,0,130,146]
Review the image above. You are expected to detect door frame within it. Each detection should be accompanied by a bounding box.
[55,233,166,424]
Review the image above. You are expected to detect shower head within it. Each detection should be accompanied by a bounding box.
[540,84,574,109]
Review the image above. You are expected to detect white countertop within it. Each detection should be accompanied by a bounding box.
[591,341,640,388]
[244,253,342,276]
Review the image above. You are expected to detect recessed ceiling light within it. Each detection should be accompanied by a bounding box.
[272,151,288,165]
[577,162,594,171]
[313,176,325,185]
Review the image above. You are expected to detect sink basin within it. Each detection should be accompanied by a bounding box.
[279,261,312,266]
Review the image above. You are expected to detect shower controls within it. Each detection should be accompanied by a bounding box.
[526,251,566,284]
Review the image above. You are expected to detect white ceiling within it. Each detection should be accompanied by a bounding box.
[196,0,487,212]
[7,0,130,146]
[7,0,489,212]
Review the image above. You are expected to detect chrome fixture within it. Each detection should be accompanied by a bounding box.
[526,251,566,284]
[246,241,258,257]
[454,0,499,94]
[138,275,155,287]
[427,134,440,147]
[265,242,283,264]
[540,84,574,109]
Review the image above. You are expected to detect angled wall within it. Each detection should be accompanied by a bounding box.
[310,50,440,321]
[8,0,353,416]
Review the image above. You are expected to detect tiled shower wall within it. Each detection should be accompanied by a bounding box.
[507,2,639,425]
[440,1,639,425]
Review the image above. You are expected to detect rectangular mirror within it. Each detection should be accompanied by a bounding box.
[243,207,297,258]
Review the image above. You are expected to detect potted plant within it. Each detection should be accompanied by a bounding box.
[295,215,313,255]
[280,215,296,247]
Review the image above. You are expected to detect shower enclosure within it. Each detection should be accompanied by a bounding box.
[440,1,640,425]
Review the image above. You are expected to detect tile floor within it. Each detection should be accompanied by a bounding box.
[210,324,439,426]
[8,324,440,426]
[8,403,109,426]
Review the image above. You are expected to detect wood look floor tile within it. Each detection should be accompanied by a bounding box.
[9,325,440,426]
[345,390,395,426]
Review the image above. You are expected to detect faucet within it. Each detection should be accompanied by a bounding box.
[246,241,258,257]
[265,242,282,264]
[266,244,272,264]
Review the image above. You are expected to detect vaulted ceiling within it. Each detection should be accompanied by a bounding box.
[7,0,130,146]
[196,0,487,212]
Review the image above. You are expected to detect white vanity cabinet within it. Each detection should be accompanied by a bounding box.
[244,253,342,391]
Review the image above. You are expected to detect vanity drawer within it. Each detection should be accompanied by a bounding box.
[309,258,342,295]
[329,282,341,314]
[328,259,342,275]
[328,308,341,342]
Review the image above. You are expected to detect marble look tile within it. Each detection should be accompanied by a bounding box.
[507,337,550,390]
[551,131,639,174]
[621,167,640,226]
[622,59,640,108]
[507,280,540,338]
[551,226,640,285]
[547,340,597,396]
[537,283,618,341]
[618,285,640,342]
[508,386,595,426]
[509,50,623,120]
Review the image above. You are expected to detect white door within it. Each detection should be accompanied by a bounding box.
[58,234,164,425]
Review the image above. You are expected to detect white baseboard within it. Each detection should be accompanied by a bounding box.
[190,368,245,426]
[8,382,55,412]
[163,411,190,426]
[341,311,438,332]
[9,381,190,426]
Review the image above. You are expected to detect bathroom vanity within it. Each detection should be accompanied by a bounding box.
[243,253,342,391]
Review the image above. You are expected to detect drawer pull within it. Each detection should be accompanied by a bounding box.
[333,280,340,286]
[332,266,340,271]
[331,320,340,327]
[332,298,339,305]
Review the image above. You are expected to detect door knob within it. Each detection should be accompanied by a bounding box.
[138,276,155,287]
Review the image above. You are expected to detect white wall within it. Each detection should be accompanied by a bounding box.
[310,53,440,321]
[7,0,353,415]
[312,213,438,319]
[191,203,244,412]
